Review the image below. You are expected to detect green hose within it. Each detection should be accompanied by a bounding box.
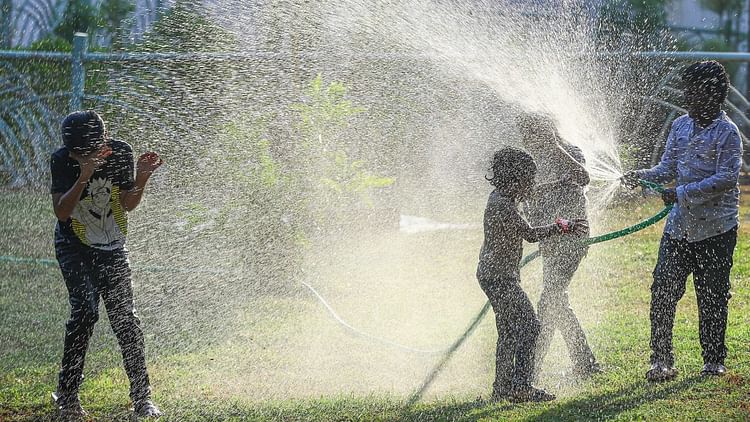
[406,180,673,406]
[639,179,665,193]
[585,206,673,246]
[0,180,673,406]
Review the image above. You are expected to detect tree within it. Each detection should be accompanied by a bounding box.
[46,0,133,48]
[699,0,745,47]
[596,0,676,52]
[53,0,102,42]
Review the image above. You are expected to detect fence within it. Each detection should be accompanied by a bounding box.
[4,33,750,113]
[1,32,750,185]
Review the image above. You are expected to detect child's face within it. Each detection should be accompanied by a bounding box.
[71,138,112,161]
[683,81,720,116]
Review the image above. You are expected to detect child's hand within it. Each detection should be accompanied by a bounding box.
[620,171,640,189]
[661,188,677,205]
[70,146,112,180]
[555,218,589,235]
[570,218,589,236]
[136,152,163,179]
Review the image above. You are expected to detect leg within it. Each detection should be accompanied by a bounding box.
[95,249,152,403]
[533,262,556,379]
[55,244,100,398]
[550,247,596,370]
[493,309,516,395]
[535,244,594,377]
[500,282,554,402]
[693,228,736,367]
[479,279,514,396]
[650,234,693,367]
[501,282,540,389]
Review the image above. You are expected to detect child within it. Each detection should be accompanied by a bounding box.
[50,110,163,418]
[517,113,601,380]
[478,147,587,402]
[622,61,742,381]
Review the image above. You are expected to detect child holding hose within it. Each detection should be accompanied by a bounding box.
[622,61,742,382]
[478,147,587,402]
[517,112,601,381]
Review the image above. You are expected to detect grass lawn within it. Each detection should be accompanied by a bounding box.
[1,187,749,421]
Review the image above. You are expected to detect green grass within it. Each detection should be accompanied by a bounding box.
[1,187,750,421]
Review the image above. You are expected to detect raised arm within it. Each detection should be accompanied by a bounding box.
[51,149,109,222]
[120,152,163,212]
[554,141,590,186]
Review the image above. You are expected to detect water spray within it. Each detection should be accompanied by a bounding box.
[405,180,672,406]
[0,181,672,405]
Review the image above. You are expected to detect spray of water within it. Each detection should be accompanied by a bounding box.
[3,0,676,406]
[136,0,648,401]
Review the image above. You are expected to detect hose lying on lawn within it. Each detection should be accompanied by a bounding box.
[0,181,671,404]
[406,180,672,406]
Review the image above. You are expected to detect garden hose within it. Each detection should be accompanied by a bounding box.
[406,180,673,406]
[0,180,674,406]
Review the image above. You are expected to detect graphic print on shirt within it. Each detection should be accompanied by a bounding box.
[70,177,128,248]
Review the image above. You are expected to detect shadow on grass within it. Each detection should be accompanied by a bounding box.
[528,376,702,421]
[1,376,707,421]
[400,376,703,422]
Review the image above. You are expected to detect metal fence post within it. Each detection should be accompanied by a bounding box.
[0,0,11,49]
[70,32,88,111]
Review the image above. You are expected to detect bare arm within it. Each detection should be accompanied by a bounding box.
[521,222,561,243]
[120,152,163,212]
[120,175,148,212]
[51,148,110,221]
[506,205,560,243]
[507,203,588,242]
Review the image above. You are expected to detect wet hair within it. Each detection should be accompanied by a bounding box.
[61,110,106,155]
[485,147,537,192]
[682,61,730,104]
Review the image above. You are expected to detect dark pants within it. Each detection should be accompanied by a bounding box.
[479,277,540,392]
[55,241,151,402]
[534,239,595,377]
[650,227,737,366]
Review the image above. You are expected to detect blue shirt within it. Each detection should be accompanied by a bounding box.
[637,111,742,242]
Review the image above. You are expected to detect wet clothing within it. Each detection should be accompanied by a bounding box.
[50,142,152,402]
[477,191,559,281]
[650,227,736,366]
[50,140,134,250]
[477,190,559,392]
[55,242,151,402]
[533,237,595,376]
[525,142,588,224]
[524,140,596,376]
[639,112,740,367]
[479,276,539,392]
[636,112,742,242]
